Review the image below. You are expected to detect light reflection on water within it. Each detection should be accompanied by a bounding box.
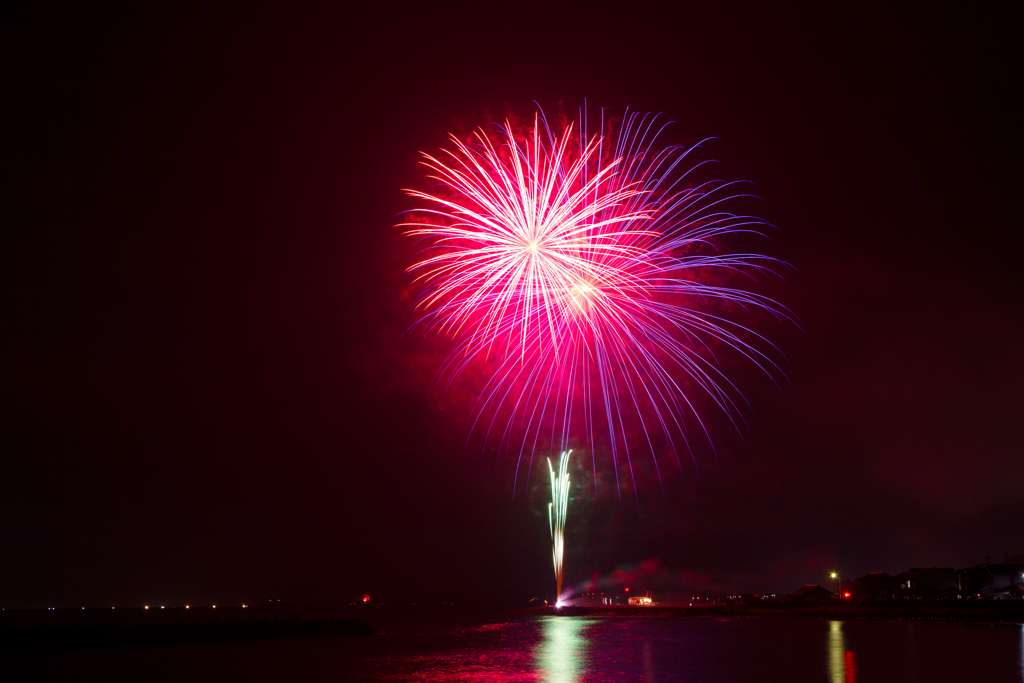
[828,620,856,683]
[365,616,1021,682]
[3,616,1022,681]
[641,639,655,683]
[535,617,592,683]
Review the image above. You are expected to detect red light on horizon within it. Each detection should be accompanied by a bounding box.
[362,594,370,604]
[624,587,629,592]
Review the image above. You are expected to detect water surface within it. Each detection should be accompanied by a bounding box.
[4,615,1022,681]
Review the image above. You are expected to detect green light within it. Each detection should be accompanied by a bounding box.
[548,450,571,604]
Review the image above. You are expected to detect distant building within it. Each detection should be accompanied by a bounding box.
[960,562,1024,599]
[893,567,957,600]
[957,566,993,595]
[628,591,653,606]
[984,564,1024,590]
[789,585,833,601]
[846,572,900,601]
[982,583,1022,600]
[571,592,624,607]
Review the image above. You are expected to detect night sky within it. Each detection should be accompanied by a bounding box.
[2,2,1020,608]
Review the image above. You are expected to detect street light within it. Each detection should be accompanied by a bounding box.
[831,572,840,599]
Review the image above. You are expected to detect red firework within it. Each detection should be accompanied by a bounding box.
[401,107,789,496]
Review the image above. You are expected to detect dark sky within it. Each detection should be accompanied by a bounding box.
[2,2,1021,608]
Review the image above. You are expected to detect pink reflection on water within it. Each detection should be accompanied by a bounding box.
[367,620,540,682]
[363,617,595,682]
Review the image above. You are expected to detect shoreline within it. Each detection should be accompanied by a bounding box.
[518,601,1024,624]
[3,600,1021,650]
[0,618,373,650]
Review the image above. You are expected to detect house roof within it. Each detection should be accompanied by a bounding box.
[855,572,899,588]
[982,564,1023,576]
[791,584,833,600]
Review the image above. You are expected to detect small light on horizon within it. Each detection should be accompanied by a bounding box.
[145,606,149,610]
[186,605,189,609]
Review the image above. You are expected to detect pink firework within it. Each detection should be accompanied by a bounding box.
[401,107,789,497]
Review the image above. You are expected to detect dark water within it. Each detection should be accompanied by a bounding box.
[4,616,1022,681]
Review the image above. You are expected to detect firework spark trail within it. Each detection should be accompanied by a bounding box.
[548,450,571,604]
[402,106,791,499]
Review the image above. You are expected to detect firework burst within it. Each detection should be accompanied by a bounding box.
[402,106,789,497]
[548,450,571,604]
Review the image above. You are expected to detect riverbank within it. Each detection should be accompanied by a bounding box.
[520,600,1024,623]
[0,618,372,649]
